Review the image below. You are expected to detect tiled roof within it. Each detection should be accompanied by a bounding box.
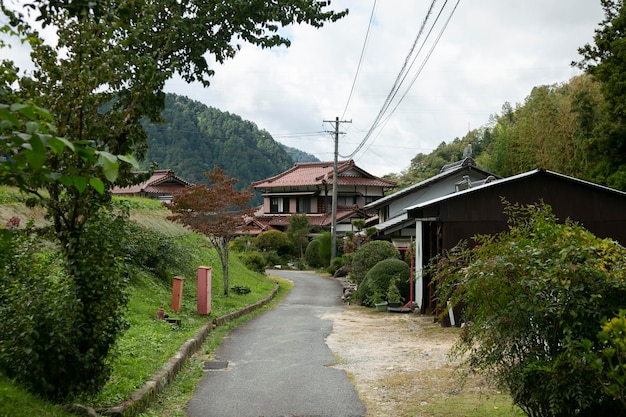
[251,160,396,189]
[111,170,193,195]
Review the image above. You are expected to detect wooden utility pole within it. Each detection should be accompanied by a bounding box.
[324,117,351,262]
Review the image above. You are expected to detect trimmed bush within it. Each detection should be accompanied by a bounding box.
[357,258,410,306]
[351,240,400,283]
[304,238,323,268]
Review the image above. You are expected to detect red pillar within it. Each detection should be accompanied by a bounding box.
[171,276,184,313]
[197,266,212,315]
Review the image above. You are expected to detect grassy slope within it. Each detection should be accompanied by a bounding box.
[0,189,278,414]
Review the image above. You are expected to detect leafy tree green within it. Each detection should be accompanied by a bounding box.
[168,167,254,295]
[432,200,626,417]
[351,240,400,284]
[576,0,626,189]
[286,214,310,258]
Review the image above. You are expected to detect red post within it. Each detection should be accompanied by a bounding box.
[171,276,184,313]
[197,266,212,315]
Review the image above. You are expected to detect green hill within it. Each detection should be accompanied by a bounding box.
[141,94,318,204]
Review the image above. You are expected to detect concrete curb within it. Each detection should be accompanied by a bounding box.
[101,283,280,417]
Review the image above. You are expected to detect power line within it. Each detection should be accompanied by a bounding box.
[341,0,378,120]
[340,0,439,158]
[356,0,462,158]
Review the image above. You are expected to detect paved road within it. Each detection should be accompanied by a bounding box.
[185,269,365,417]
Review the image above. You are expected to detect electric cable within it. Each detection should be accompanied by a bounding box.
[341,0,377,120]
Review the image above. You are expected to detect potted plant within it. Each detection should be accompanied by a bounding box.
[386,279,404,308]
[371,291,388,312]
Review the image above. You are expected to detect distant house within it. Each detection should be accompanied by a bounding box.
[404,168,626,316]
[365,158,498,248]
[111,169,193,203]
[250,160,396,234]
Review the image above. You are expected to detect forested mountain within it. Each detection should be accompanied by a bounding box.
[281,144,320,163]
[387,74,626,192]
[142,94,315,202]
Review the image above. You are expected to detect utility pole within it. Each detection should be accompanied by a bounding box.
[324,116,351,262]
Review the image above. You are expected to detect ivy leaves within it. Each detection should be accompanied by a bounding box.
[0,102,138,194]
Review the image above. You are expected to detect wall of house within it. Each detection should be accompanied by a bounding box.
[418,173,626,250]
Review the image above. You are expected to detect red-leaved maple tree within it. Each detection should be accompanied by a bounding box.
[167,167,254,295]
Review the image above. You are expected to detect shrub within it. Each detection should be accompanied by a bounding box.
[239,251,266,273]
[351,240,400,284]
[432,200,626,417]
[123,220,185,282]
[254,230,293,257]
[304,238,323,268]
[357,258,410,306]
[0,207,132,401]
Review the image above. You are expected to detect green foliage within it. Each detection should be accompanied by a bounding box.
[254,229,293,257]
[0,206,133,401]
[357,258,410,307]
[121,219,186,282]
[316,231,333,267]
[432,200,626,417]
[590,310,626,409]
[351,240,400,284]
[304,238,323,268]
[239,251,266,274]
[229,235,255,252]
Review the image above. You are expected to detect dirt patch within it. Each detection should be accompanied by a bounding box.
[324,305,493,417]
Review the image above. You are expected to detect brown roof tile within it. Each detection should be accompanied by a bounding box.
[251,160,396,189]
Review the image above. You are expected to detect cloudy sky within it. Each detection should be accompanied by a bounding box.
[5,1,606,177]
[165,0,605,177]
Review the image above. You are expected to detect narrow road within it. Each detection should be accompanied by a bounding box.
[185,269,366,417]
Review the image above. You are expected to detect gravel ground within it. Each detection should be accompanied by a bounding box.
[323,305,482,417]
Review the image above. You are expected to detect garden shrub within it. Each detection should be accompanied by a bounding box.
[304,238,323,268]
[357,258,410,306]
[351,240,400,284]
[432,200,626,417]
[254,230,293,257]
[239,250,266,273]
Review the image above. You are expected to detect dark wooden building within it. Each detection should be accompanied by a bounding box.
[405,169,626,316]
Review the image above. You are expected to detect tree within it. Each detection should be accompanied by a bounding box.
[168,167,254,295]
[1,0,347,399]
[576,0,626,189]
[286,214,310,259]
[432,200,626,417]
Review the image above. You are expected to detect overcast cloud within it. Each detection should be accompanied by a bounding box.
[164,0,604,177]
[5,1,606,177]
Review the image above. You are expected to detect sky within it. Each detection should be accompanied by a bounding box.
[164,0,605,177]
[4,0,606,178]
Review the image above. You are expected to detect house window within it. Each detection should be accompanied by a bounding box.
[296,197,310,213]
[270,197,285,213]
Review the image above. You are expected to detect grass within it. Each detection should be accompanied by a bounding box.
[0,376,74,417]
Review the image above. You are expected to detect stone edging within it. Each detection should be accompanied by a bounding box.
[100,283,280,417]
